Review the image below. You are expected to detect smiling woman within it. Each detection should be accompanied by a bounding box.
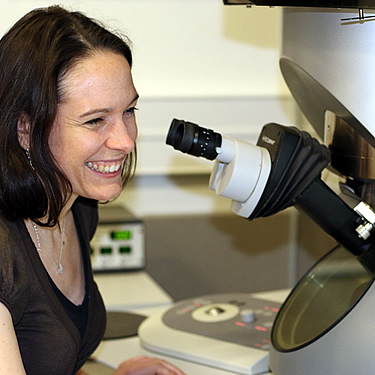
[0,7,137,227]
[45,51,139,203]
[0,5,185,375]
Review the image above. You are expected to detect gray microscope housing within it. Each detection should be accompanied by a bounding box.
[167,2,375,374]
[225,2,375,374]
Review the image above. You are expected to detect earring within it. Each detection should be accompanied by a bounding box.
[26,148,34,169]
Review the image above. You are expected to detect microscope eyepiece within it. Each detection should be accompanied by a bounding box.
[166,119,222,160]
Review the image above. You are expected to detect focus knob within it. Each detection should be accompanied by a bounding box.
[240,309,256,323]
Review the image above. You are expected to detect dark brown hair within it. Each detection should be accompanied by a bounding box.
[0,6,136,226]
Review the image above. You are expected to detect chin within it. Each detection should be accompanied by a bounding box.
[82,188,122,202]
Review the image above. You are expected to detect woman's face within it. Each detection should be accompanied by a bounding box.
[49,51,138,202]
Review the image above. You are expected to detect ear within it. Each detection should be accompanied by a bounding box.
[17,113,31,150]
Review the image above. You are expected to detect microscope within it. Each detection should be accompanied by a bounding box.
[163,2,375,374]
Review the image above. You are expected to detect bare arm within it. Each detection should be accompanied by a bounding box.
[0,302,26,374]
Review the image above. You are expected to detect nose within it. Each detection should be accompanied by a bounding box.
[105,119,137,153]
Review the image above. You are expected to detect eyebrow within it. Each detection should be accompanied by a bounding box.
[79,93,139,119]
[80,108,110,119]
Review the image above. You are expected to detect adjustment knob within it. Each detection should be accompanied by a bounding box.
[240,309,256,323]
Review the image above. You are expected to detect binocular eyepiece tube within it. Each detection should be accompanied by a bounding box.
[166,119,223,161]
[166,118,272,219]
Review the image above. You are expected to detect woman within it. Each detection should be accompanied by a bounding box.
[0,5,185,375]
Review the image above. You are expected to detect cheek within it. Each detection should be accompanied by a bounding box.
[49,129,83,170]
[48,130,63,161]
[129,121,138,141]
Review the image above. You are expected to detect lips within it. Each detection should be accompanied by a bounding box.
[85,161,122,174]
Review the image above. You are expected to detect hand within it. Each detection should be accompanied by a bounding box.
[113,356,186,375]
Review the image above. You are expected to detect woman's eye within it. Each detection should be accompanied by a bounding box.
[124,107,139,117]
[85,117,103,126]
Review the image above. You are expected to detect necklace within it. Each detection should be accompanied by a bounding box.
[32,216,66,275]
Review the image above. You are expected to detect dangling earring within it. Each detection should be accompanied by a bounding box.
[26,148,34,169]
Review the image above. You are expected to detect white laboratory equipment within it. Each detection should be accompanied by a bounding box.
[90,205,145,272]
[139,293,281,374]
[163,2,375,374]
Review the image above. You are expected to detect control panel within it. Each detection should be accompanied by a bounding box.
[139,293,281,374]
[90,205,145,272]
[162,293,279,350]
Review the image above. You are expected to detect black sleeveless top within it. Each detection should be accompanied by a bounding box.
[48,208,91,339]
[0,198,106,375]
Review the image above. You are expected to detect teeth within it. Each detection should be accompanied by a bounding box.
[86,161,122,174]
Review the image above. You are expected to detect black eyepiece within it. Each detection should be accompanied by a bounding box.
[166,119,222,160]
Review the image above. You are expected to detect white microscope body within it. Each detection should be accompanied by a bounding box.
[166,4,375,374]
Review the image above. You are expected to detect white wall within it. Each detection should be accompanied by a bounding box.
[0,0,296,216]
[0,0,288,97]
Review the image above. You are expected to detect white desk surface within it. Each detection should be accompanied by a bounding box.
[93,272,288,375]
[94,272,173,311]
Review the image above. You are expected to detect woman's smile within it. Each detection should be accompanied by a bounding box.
[85,159,124,174]
[48,50,138,202]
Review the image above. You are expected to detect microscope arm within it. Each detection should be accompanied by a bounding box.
[295,178,373,256]
[166,119,375,256]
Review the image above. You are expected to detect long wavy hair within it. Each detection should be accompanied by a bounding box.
[0,6,136,226]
